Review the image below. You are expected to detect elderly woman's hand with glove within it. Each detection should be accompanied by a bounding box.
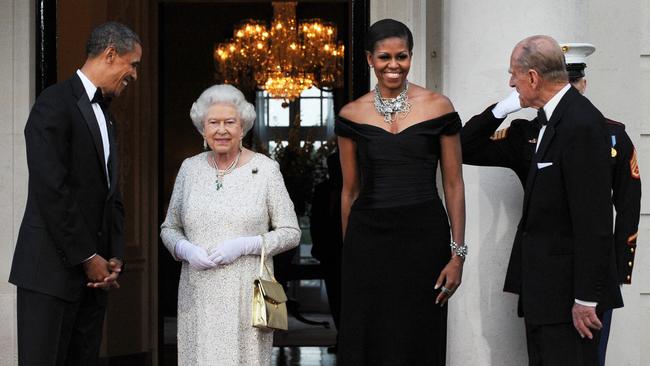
[209,236,263,265]
[175,236,263,270]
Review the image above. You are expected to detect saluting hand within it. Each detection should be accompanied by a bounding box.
[492,90,523,118]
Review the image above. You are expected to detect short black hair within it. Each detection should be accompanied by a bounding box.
[567,63,586,83]
[85,21,141,57]
[365,19,413,53]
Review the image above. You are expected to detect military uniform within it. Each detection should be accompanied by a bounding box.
[461,108,641,284]
[605,119,641,284]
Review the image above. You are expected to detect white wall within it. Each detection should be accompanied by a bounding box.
[0,1,33,365]
[1,1,646,365]
[372,0,649,365]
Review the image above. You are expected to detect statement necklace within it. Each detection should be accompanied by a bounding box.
[208,150,241,191]
[373,81,412,124]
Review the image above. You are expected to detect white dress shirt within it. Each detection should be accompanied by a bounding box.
[535,83,571,152]
[76,69,111,188]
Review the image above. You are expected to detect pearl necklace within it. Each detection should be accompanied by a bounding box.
[373,81,412,124]
[208,150,241,191]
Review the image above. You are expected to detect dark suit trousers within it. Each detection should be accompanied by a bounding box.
[17,287,106,366]
[525,320,600,366]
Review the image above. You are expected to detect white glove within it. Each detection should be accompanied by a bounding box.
[208,235,263,265]
[492,90,522,118]
[174,239,217,271]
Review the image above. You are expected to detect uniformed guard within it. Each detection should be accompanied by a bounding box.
[562,42,642,366]
[461,42,641,366]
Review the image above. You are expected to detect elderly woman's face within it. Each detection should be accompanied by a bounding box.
[203,103,243,155]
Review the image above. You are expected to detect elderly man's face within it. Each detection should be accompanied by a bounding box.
[203,103,243,156]
[508,48,536,108]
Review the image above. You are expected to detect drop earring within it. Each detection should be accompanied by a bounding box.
[203,140,208,150]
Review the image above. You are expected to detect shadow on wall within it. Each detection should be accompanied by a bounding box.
[478,167,528,366]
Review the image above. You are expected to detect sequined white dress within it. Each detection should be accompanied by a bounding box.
[161,152,300,366]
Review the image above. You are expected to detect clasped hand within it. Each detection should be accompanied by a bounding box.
[176,236,262,271]
[84,255,122,290]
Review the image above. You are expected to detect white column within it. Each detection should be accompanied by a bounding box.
[370,0,428,87]
[0,1,33,365]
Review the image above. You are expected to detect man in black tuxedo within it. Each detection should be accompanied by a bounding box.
[484,35,621,365]
[9,22,141,365]
[462,42,640,366]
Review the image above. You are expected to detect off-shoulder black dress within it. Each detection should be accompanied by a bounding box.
[335,112,462,366]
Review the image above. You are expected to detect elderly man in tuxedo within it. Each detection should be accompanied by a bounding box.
[462,42,640,366]
[475,35,621,365]
[9,22,141,365]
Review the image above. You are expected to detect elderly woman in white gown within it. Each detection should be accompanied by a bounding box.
[161,84,300,365]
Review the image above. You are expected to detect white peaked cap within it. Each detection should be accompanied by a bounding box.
[560,43,596,64]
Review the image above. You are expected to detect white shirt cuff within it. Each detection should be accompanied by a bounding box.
[83,253,97,262]
[575,299,597,307]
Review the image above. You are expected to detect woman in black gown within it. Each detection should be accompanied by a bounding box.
[336,19,466,365]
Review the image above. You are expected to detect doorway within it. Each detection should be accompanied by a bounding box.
[48,0,369,364]
[158,2,365,364]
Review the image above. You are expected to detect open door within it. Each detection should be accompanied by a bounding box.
[55,1,159,363]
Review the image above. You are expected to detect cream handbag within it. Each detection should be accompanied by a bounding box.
[252,240,288,331]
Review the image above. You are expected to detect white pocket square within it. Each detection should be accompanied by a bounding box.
[537,162,553,169]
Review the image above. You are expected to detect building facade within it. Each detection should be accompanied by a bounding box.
[1,0,648,364]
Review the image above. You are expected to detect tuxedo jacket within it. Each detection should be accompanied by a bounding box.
[463,87,623,324]
[10,74,124,302]
[462,97,641,286]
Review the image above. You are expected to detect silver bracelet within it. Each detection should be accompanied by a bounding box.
[450,241,468,260]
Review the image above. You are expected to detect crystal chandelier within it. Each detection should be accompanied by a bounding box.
[214,2,345,101]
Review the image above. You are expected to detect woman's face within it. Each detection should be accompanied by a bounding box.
[367,37,411,91]
[202,103,243,155]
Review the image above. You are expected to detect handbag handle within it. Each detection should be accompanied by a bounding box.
[257,236,277,281]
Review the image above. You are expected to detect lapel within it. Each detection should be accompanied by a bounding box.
[106,113,119,199]
[71,74,109,186]
[521,86,580,216]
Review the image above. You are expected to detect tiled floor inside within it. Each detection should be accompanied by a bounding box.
[163,314,337,365]
[272,347,336,366]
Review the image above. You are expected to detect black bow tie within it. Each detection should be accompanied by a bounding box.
[537,108,548,126]
[91,88,110,110]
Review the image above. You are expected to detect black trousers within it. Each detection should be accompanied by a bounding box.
[525,320,601,366]
[17,287,106,366]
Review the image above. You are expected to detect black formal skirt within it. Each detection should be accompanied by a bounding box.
[338,199,452,366]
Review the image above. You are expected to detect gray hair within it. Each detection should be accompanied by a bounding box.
[189,84,256,135]
[86,21,141,57]
[513,35,568,83]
